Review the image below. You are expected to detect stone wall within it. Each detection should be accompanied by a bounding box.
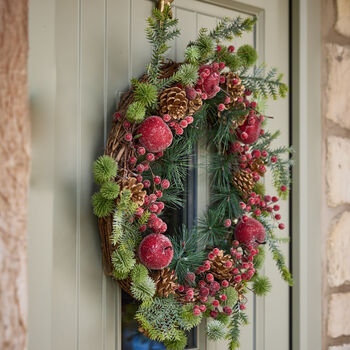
[323,0,350,349]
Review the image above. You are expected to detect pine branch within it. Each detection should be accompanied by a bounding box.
[227,310,249,349]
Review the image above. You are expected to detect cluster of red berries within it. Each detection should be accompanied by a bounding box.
[240,193,285,230]
[162,113,194,136]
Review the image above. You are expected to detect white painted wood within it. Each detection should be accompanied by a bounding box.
[28,0,290,349]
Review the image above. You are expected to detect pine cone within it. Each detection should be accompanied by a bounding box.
[211,250,235,282]
[232,169,255,198]
[159,87,188,120]
[152,268,177,297]
[120,177,146,206]
[224,72,245,102]
[249,158,265,176]
[187,95,203,116]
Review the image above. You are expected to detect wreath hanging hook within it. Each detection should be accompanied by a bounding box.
[157,0,174,18]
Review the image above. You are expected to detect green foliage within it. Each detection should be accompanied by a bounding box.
[217,313,230,325]
[215,46,243,71]
[170,226,207,284]
[126,101,146,123]
[145,6,180,88]
[136,296,186,342]
[180,304,202,330]
[113,269,129,280]
[100,181,120,199]
[252,275,272,296]
[131,264,149,284]
[224,287,239,308]
[131,276,156,301]
[227,311,248,350]
[134,82,158,107]
[237,44,257,67]
[93,155,117,185]
[174,64,198,86]
[253,246,265,271]
[111,247,136,274]
[184,46,200,64]
[240,65,288,99]
[92,192,114,218]
[207,320,226,341]
[164,332,187,350]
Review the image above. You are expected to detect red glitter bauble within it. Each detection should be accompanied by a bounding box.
[236,117,262,144]
[234,217,265,247]
[138,116,173,153]
[138,233,173,270]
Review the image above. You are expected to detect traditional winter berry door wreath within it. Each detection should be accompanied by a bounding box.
[92,4,292,349]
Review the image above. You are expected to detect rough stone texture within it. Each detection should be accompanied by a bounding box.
[328,293,350,338]
[0,0,29,349]
[325,44,350,130]
[329,345,350,350]
[328,212,350,287]
[335,0,350,37]
[326,136,350,207]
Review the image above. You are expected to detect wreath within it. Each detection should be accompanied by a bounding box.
[92,4,292,350]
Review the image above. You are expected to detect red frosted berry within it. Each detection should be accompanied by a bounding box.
[175,127,184,135]
[186,272,196,283]
[271,156,278,163]
[136,175,143,183]
[135,208,144,217]
[275,214,281,220]
[177,285,185,292]
[273,205,280,211]
[193,308,201,316]
[139,224,147,232]
[199,287,209,297]
[138,233,173,269]
[146,153,155,162]
[281,185,287,192]
[220,75,226,84]
[234,275,242,283]
[149,194,157,202]
[225,261,232,268]
[261,150,268,158]
[279,223,285,230]
[163,114,171,122]
[125,133,133,142]
[180,120,188,128]
[206,273,214,282]
[137,147,146,155]
[123,121,131,128]
[212,300,220,308]
[219,62,226,70]
[250,101,257,108]
[143,180,151,188]
[185,116,194,124]
[209,281,220,291]
[208,253,215,260]
[154,176,161,184]
[228,45,235,53]
[138,116,173,153]
[136,164,144,173]
[236,116,262,144]
[213,248,220,255]
[222,280,229,288]
[240,304,246,310]
[220,294,227,301]
[254,209,261,216]
[245,89,252,96]
[212,63,219,71]
[161,179,170,189]
[272,196,278,202]
[201,93,208,100]
[114,112,122,121]
[252,150,261,158]
[224,219,232,227]
[199,305,207,312]
[223,306,232,315]
[157,202,165,211]
[210,310,218,318]
[156,190,163,198]
[242,215,248,223]
[129,157,137,165]
[199,280,206,287]
[232,268,239,275]
[150,204,159,212]
[235,217,266,247]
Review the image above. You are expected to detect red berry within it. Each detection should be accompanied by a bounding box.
[222,280,229,288]
[138,116,173,153]
[123,121,131,128]
[185,116,194,124]
[154,176,161,184]
[210,281,220,291]
[146,153,155,162]
[224,219,232,227]
[220,294,227,301]
[163,114,171,122]
[241,132,248,140]
[206,273,214,282]
[219,62,226,70]
[114,112,122,121]
[250,101,257,108]
[281,185,287,192]
[175,127,184,135]
[156,190,163,198]
[234,275,242,283]
[271,156,278,163]
[223,306,232,315]
[233,240,239,247]
[235,217,266,247]
[161,179,170,189]
[193,308,201,316]
[273,205,280,211]
[177,285,185,292]
[199,305,207,312]
[199,287,209,297]
[261,150,268,158]
[129,156,137,164]
[149,194,157,202]
[240,304,246,310]
[254,209,261,216]
[278,223,285,230]
[150,204,158,212]
[225,261,232,268]
[228,45,235,53]
[272,196,278,202]
[180,120,188,128]
[137,147,146,155]
[252,150,261,158]
[218,103,225,111]
[135,207,144,217]
[125,133,133,141]
[210,310,218,318]
[224,96,231,104]
[275,214,281,220]
[212,300,220,307]
[138,233,173,270]
[143,180,151,188]
[208,253,215,260]
[139,224,147,232]
[213,248,220,255]
[242,215,249,223]
[232,268,239,275]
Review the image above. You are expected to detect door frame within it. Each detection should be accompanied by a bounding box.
[290,1,322,350]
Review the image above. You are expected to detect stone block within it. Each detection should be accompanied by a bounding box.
[325,44,350,130]
[329,345,350,350]
[328,212,350,287]
[328,293,350,338]
[326,136,350,207]
[335,0,350,37]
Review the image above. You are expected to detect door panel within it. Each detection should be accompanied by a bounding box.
[28,0,289,350]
